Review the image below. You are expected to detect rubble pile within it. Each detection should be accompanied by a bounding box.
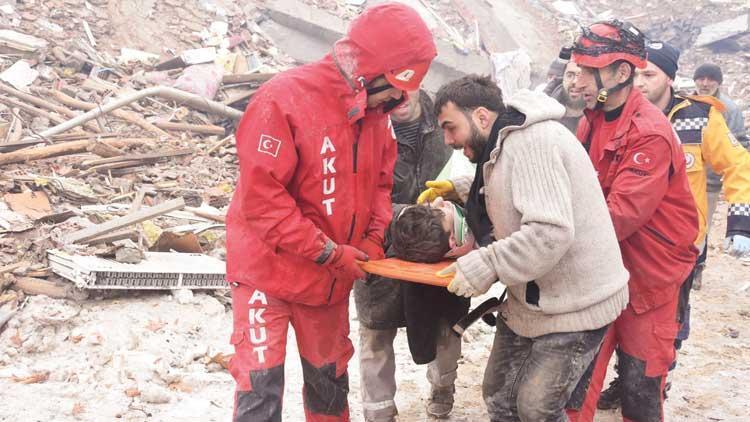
[0,0,303,291]
[0,4,294,417]
[0,4,299,402]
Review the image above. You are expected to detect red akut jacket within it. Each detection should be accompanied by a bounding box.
[578,89,699,313]
[226,9,437,306]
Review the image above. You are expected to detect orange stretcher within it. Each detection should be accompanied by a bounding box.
[358,258,454,287]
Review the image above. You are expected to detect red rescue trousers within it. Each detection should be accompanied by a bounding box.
[567,292,680,422]
[229,283,354,422]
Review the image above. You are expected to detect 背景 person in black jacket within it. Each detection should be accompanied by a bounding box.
[354,89,469,421]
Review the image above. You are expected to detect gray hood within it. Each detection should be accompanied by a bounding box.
[502,89,566,134]
[488,89,567,163]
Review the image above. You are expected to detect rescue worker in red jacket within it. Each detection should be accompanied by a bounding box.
[596,40,750,411]
[564,20,699,422]
[225,4,437,421]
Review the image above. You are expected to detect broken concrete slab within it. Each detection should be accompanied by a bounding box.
[451,0,518,54]
[47,250,227,290]
[259,0,492,92]
[695,14,750,48]
[0,60,38,90]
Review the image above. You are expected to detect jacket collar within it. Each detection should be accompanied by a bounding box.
[486,90,566,164]
[583,87,646,142]
[326,52,373,125]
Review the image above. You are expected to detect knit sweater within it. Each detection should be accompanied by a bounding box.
[451,89,629,338]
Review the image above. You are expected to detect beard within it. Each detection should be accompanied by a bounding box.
[560,87,586,110]
[452,120,489,164]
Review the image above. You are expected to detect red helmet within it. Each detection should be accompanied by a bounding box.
[572,20,647,69]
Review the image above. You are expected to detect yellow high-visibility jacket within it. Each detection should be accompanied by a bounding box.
[667,94,750,246]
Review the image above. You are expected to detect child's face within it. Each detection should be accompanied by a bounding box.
[429,197,455,237]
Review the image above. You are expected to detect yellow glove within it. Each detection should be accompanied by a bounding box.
[417,180,455,204]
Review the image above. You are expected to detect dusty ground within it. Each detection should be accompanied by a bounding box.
[1,201,747,421]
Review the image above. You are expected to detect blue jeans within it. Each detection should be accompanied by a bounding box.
[482,319,607,422]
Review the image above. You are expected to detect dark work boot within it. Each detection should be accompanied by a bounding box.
[426,385,454,418]
[597,376,621,410]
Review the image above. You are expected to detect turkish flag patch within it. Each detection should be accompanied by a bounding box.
[257,134,281,158]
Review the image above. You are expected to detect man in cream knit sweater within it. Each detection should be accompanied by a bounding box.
[420,75,629,421]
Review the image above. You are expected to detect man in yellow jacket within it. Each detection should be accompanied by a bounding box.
[595,40,750,411]
[635,42,750,261]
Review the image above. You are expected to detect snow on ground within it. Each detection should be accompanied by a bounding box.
[0,202,748,421]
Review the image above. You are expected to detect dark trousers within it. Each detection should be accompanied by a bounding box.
[482,319,608,421]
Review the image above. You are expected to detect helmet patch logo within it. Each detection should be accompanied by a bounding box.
[394,69,415,82]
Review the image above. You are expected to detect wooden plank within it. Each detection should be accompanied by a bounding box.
[87,139,125,157]
[129,188,148,214]
[84,229,139,245]
[206,134,234,155]
[0,94,68,125]
[153,121,226,136]
[222,89,255,106]
[13,276,86,300]
[30,87,168,137]
[0,138,154,166]
[64,197,186,244]
[0,133,124,153]
[185,207,226,223]
[221,73,275,85]
[79,148,193,169]
[0,262,28,275]
[0,83,101,132]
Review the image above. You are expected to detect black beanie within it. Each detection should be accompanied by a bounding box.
[547,58,566,76]
[693,63,723,84]
[646,42,679,80]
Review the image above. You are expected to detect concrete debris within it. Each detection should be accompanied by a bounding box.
[113,239,146,264]
[0,60,38,89]
[118,48,160,65]
[47,250,227,290]
[696,14,750,48]
[0,200,33,233]
[260,0,494,92]
[138,383,172,404]
[551,1,579,16]
[171,288,194,305]
[491,49,532,96]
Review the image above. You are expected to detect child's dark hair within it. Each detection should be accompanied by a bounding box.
[391,205,450,263]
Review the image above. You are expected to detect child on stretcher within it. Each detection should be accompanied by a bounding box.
[391,197,476,263]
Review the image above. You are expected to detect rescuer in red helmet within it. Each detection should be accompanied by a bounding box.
[564,20,699,422]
